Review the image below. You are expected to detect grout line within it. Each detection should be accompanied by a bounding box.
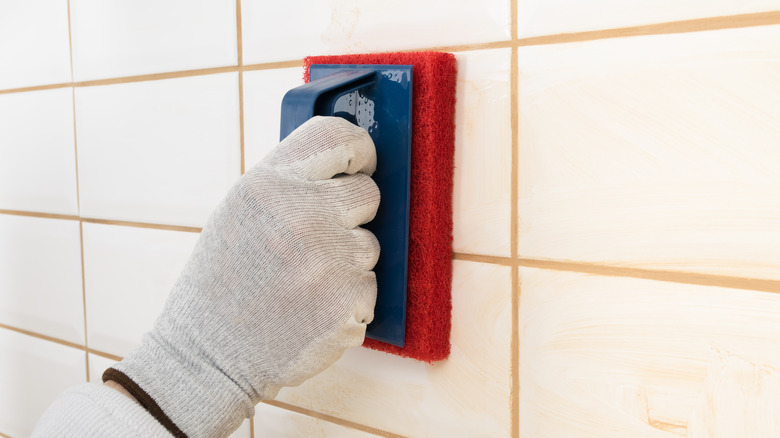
[511,0,518,41]
[66,0,75,81]
[238,71,246,175]
[0,82,71,95]
[0,432,12,438]
[235,0,243,67]
[509,40,520,438]
[236,0,246,175]
[511,265,520,437]
[453,252,514,266]
[0,209,79,221]
[80,217,202,233]
[261,401,405,437]
[70,87,81,211]
[68,3,91,386]
[85,350,90,382]
[88,348,124,362]
[453,253,780,294]
[516,258,780,293]
[0,323,86,351]
[516,10,780,46]
[79,222,90,381]
[73,66,239,88]
[240,60,303,72]
[407,40,514,53]
[249,417,255,438]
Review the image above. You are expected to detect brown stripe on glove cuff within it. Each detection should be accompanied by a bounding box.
[103,367,188,438]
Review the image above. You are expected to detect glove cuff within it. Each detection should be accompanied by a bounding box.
[104,335,257,438]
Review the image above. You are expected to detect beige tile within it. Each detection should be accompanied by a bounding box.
[76,73,241,227]
[0,0,71,89]
[452,49,512,257]
[276,260,511,437]
[83,223,199,357]
[519,268,780,437]
[0,88,78,215]
[518,0,780,38]
[70,0,237,81]
[254,403,379,437]
[517,25,780,280]
[242,67,305,169]
[0,328,86,438]
[241,0,511,64]
[0,215,84,345]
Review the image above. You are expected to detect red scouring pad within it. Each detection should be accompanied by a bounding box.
[304,52,456,362]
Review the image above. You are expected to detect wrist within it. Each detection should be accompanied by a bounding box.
[107,333,259,438]
[103,379,139,404]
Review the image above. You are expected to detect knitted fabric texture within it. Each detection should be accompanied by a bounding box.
[32,383,173,437]
[103,117,381,437]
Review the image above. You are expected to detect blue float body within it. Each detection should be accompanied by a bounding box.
[279,64,413,347]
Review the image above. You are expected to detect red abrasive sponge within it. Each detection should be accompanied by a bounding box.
[304,52,456,362]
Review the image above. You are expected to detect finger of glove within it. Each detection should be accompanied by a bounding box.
[270,116,376,180]
[349,270,377,326]
[346,228,380,271]
[317,173,380,229]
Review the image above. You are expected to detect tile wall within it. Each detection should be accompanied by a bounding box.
[1,1,780,437]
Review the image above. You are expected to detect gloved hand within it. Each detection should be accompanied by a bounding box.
[103,116,380,438]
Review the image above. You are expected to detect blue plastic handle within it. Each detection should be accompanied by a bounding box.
[279,65,413,348]
[280,70,377,141]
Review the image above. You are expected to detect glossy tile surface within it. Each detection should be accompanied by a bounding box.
[70,0,237,81]
[519,268,780,437]
[276,260,512,437]
[0,328,86,438]
[452,49,512,257]
[242,67,304,169]
[83,223,199,357]
[0,216,84,344]
[518,0,780,38]
[254,403,379,437]
[0,0,71,90]
[241,0,511,64]
[517,25,780,280]
[0,88,78,215]
[76,73,241,227]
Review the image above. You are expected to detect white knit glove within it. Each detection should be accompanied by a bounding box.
[104,116,380,438]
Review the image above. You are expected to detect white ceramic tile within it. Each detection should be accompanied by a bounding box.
[276,260,511,437]
[452,49,512,257]
[0,328,86,438]
[242,68,304,169]
[0,0,71,90]
[230,419,252,438]
[517,25,780,280]
[70,0,237,81]
[518,0,780,38]
[0,88,78,215]
[254,403,378,437]
[241,0,511,64]
[519,268,780,437]
[87,353,119,383]
[83,223,200,357]
[76,73,241,227]
[0,215,84,345]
